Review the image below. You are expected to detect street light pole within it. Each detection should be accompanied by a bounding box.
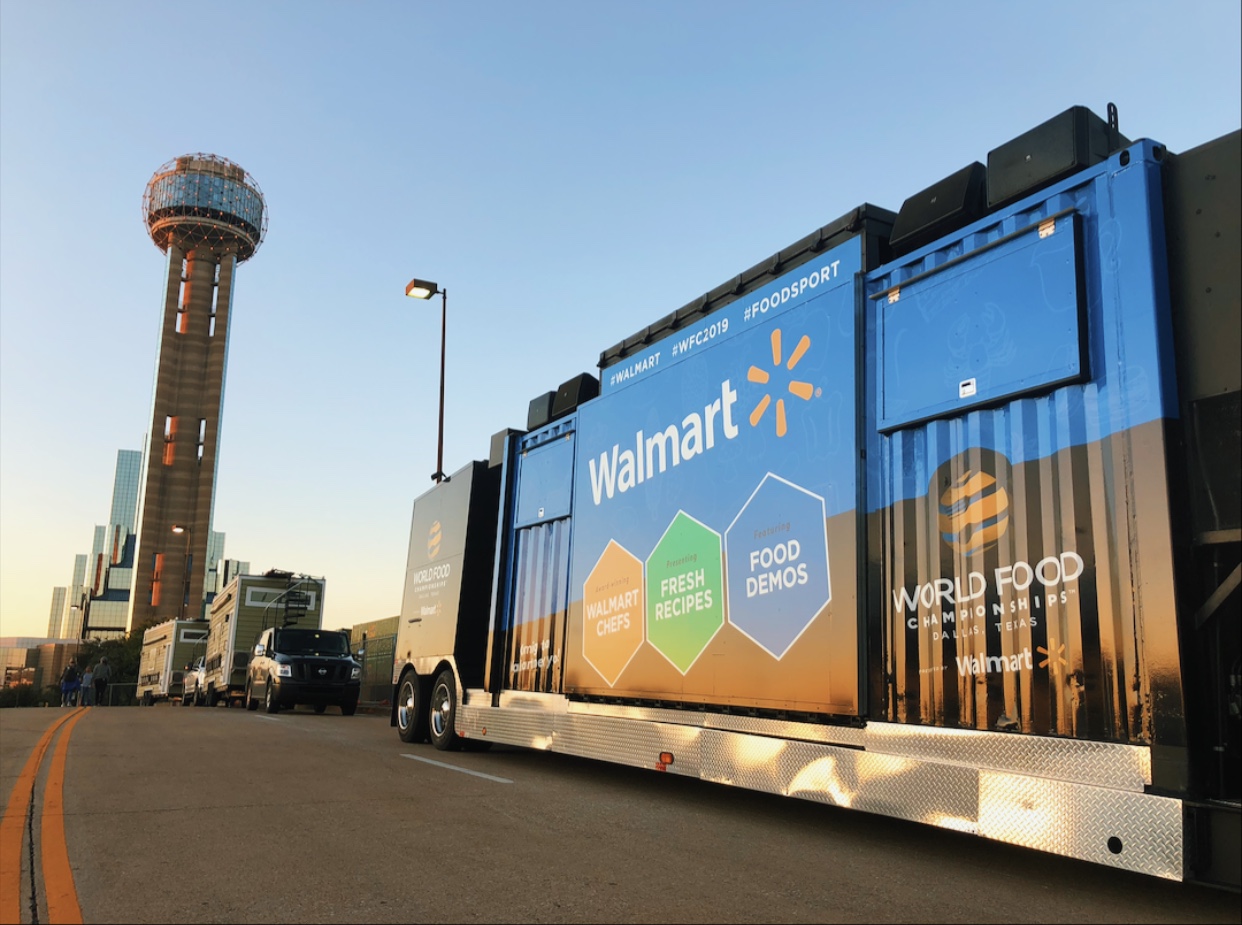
[435,287,447,483]
[405,277,450,483]
[171,524,191,620]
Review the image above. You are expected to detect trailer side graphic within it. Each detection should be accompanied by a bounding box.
[391,109,1241,889]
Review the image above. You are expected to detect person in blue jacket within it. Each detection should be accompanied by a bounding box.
[60,662,80,706]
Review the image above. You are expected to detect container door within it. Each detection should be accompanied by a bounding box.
[495,423,577,693]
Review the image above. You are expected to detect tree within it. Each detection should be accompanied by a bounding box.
[76,630,143,682]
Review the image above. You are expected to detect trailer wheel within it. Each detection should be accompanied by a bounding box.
[429,669,462,751]
[264,679,280,714]
[207,688,218,708]
[396,671,428,744]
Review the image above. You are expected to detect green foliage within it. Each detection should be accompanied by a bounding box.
[0,684,46,708]
[76,630,143,682]
[1,630,145,708]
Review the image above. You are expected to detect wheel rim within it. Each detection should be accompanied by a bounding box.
[397,679,416,733]
[431,680,451,737]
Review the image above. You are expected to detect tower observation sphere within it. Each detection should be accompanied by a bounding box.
[142,154,267,262]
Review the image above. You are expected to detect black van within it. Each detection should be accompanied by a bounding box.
[246,626,361,715]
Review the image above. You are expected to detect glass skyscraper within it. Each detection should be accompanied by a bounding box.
[45,587,67,638]
[80,449,141,638]
[64,555,88,639]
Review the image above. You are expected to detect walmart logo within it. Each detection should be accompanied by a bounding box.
[747,327,816,438]
[587,325,820,505]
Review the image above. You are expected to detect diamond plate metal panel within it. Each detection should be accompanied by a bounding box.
[866,722,1150,791]
[460,701,1182,879]
[553,713,701,777]
[459,701,556,750]
[700,728,801,795]
[705,713,865,748]
[850,750,980,828]
[570,700,708,727]
[570,700,866,748]
[979,772,1183,880]
[700,731,979,826]
[496,690,569,712]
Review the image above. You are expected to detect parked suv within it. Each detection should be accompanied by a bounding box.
[246,626,361,715]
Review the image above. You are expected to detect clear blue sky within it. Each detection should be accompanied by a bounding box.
[2,1,1239,639]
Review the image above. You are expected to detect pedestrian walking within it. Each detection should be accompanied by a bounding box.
[93,656,112,706]
[60,662,80,707]
[80,664,95,706]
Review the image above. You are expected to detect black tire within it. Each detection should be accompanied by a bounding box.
[341,700,357,717]
[429,669,461,751]
[180,691,191,707]
[396,671,428,743]
[245,683,258,711]
[193,689,203,707]
[313,704,327,714]
[206,688,218,708]
[142,690,153,707]
[264,679,280,714]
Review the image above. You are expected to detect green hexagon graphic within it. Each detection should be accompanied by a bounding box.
[646,511,724,674]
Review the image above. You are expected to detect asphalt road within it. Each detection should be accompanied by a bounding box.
[1,704,1238,924]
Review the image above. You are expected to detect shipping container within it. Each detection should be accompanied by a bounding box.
[391,108,1240,888]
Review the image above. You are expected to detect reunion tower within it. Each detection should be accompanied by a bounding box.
[127,155,267,631]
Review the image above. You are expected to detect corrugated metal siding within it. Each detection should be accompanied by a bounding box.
[507,517,571,693]
[866,145,1183,744]
[876,405,1145,739]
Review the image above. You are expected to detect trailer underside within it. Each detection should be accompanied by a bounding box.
[458,690,1186,881]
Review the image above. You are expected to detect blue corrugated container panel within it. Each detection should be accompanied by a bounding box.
[863,140,1186,745]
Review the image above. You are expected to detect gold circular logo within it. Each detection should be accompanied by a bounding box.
[427,520,442,559]
[938,467,1010,556]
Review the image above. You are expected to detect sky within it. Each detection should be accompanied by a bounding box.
[1,1,1239,640]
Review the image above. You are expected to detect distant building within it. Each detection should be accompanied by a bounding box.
[46,587,67,638]
[215,559,250,594]
[347,615,399,705]
[81,450,141,638]
[0,638,79,693]
[64,555,89,639]
[42,448,239,639]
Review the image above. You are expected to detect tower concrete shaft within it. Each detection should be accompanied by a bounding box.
[128,154,266,633]
[128,245,236,629]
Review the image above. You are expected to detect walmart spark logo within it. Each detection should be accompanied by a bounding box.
[747,327,816,437]
[1037,640,1069,669]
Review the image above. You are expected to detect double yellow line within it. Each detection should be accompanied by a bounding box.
[0,707,87,925]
